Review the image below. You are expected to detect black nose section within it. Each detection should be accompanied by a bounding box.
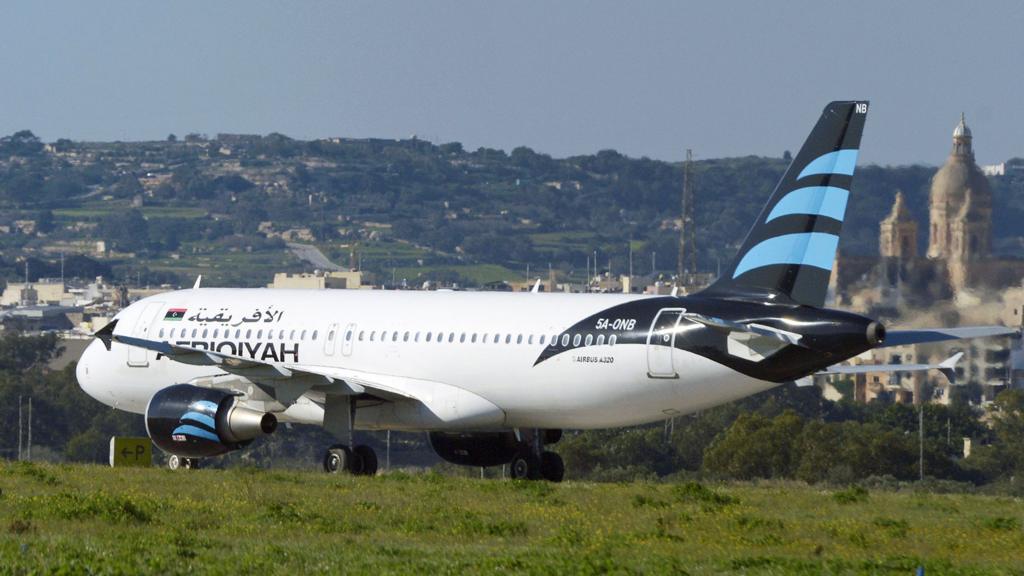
[866,321,886,347]
[94,319,119,351]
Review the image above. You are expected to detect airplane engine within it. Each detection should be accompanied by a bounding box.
[428,431,519,467]
[146,384,277,458]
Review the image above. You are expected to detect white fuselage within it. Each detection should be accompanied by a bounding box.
[77,288,778,431]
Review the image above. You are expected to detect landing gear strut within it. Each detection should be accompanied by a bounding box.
[321,394,378,476]
[510,429,564,482]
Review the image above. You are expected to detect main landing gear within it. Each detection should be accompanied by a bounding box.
[321,394,379,476]
[510,429,564,482]
[323,443,378,476]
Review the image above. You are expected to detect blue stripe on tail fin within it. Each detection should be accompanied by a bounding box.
[699,101,869,307]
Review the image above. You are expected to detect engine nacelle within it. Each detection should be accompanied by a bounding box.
[428,431,519,467]
[146,384,277,458]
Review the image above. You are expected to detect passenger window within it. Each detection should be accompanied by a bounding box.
[202,329,208,338]
[449,333,455,343]
[159,328,164,338]
[370,331,376,342]
[460,333,466,343]
[300,330,306,340]
[279,330,285,339]
[573,334,581,347]
[403,331,410,342]
[290,330,296,339]
[517,334,523,344]
[505,334,512,344]
[414,332,420,342]
[258,330,264,339]
[597,334,606,345]
[527,335,533,345]
[471,333,478,343]
[436,332,443,343]
[236,329,241,338]
[426,332,432,342]
[358,331,364,341]
[312,330,318,341]
[328,330,335,341]
[392,332,399,342]
[268,330,274,340]
[539,335,546,345]
[346,330,353,341]
[561,334,569,347]
[246,329,252,339]
[585,334,593,346]
[609,335,617,346]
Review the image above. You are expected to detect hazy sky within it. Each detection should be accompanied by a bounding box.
[1,2,1022,166]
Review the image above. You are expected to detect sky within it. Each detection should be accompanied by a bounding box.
[1,1,1022,166]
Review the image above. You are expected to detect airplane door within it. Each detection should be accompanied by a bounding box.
[127,301,165,367]
[324,323,339,356]
[646,308,684,378]
[341,323,357,357]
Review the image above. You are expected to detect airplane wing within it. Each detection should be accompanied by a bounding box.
[107,324,410,404]
[879,326,1019,347]
[682,312,804,346]
[800,352,963,386]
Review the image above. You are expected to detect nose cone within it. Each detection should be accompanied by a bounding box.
[77,339,114,407]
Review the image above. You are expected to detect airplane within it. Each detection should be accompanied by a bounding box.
[77,101,1018,481]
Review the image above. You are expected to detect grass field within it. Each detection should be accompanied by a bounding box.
[1,463,1022,574]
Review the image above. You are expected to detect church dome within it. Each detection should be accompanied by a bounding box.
[930,114,991,214]
[930,155,992,213]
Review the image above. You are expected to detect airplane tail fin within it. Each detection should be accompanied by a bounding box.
[699,101,869,307]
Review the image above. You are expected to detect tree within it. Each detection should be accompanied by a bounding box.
[98,209,149,253]
[703,410,803,480]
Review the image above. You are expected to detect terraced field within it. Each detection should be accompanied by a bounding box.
[0,462,1021,575]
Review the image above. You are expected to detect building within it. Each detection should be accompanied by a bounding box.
[834,115,1024,403]
[1,281,69,306]
[268,270,363,290]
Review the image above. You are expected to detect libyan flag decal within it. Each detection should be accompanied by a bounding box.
[164,308,187,321]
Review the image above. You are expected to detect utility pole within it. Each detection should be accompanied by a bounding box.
[628,243,633,279]
[27,397,32,461]
[919,405,925,481]
[677,149,697,287]
[17,395,22,461]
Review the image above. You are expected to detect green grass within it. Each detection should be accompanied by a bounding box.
[1,462,1022,574]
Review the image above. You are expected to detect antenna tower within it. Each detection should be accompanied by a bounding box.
[677,149,697,285]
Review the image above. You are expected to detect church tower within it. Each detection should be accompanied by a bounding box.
[880,191,918,259]
[927,114,993,260]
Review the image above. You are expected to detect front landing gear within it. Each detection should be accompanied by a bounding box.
[323,444,378,475]
[167,454,200,470]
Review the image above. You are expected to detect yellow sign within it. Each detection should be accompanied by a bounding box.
[109,436,153,468]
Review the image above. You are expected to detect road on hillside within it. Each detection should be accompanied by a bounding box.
[287,243,343,271]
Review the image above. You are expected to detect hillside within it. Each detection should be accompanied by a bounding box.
[2,130,1024,287]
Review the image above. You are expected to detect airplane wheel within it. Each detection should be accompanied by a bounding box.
[167,454,181,470]
[354,445,378,476]
[323,445,355,474]
[510,452,540,480]
[540,452,564,483]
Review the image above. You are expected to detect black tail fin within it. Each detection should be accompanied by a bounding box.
[699,101,869,307]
